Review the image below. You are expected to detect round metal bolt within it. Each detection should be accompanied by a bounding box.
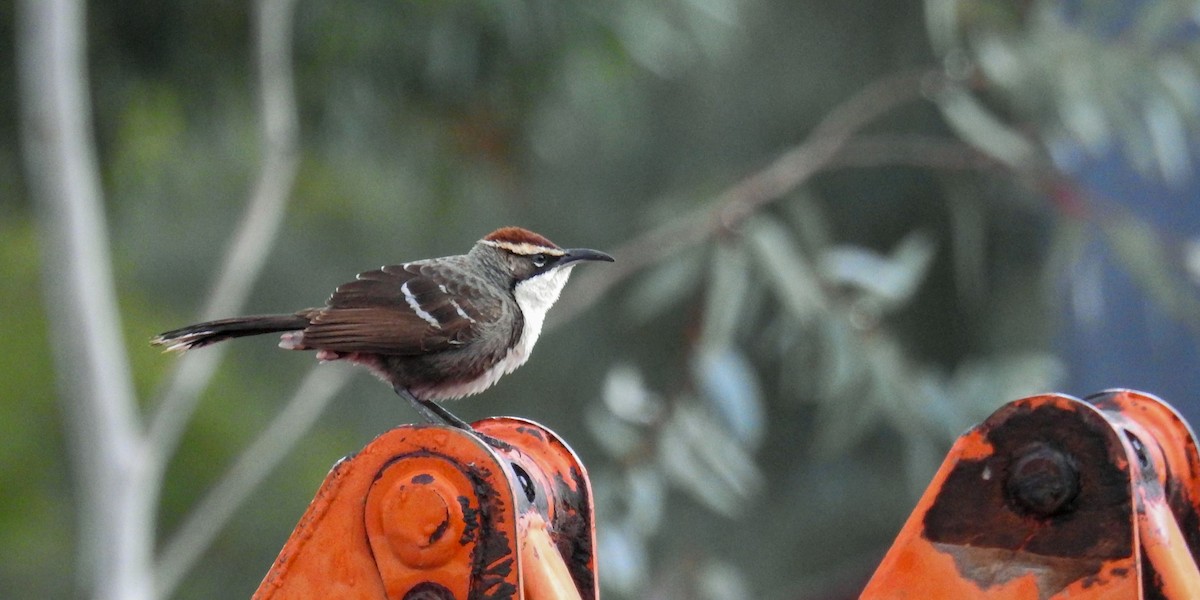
[1005,443,1080,518]
[372,468,465,570]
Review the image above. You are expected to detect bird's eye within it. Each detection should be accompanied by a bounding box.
[531,253,548,268]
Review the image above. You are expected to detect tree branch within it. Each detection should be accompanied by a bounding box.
[147,0,303,462]
[17,1,153,598]
[155,365,352,598]
[549,70,947,327]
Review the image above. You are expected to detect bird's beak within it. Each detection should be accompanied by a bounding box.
[561,248,615,266]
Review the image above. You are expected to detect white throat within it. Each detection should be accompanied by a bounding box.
[512,265,575,353]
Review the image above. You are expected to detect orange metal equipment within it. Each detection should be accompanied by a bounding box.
[862,389,1200,599]
[253,417,597,600]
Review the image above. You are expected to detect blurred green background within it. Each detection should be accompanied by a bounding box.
[6,0,1200,598]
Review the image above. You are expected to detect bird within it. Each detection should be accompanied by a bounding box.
[152,226,614,432]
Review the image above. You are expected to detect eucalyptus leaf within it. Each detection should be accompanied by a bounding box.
[914,369,966,441]
[935,84,1038,168]
[818,231,936,311]
[597,525,649,596]
[948,0,1200,181]
[1157,57,1200,123]
[1103,213,1200,327]
[691,346,766,448]
[623,249,706,323]
[1144,95,1191,184]
[745,216,828,323]
[1057,56,1111,151]
[814,317,866,403]
[1186,237,1200,285]
[1131,0,1192,47]
[586,403,646,458]
[624,466,667,533]
[698,241,750,349]
[811,339,890,457]
[603,364,665,425]
[780,190,834,251]
[696,560,752,600]
[657,403,762,516]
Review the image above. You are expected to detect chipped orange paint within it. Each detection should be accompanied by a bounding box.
[864,391,1200,599]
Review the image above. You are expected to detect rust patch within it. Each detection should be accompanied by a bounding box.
[515,425,546,441]
[460,463,518,600]
[1140,549,1169,600]
[549,467,595,594]
[428,515,449,545]
[923,403,1133,592]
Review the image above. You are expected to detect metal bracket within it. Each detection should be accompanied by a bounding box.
[862,389,1200,599]
[253,417,597,600]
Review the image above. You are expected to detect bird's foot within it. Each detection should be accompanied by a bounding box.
[472,431,513,452]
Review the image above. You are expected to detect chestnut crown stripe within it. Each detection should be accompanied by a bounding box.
[480,227,566,257]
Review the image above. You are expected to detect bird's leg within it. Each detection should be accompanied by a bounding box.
[392,384,512,451]
[409,392,474,430]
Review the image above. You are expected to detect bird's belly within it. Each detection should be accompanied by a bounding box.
[415,342,531,401]
[379,330,534,402]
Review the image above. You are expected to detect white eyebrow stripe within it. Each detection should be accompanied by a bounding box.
[449,298,476,323]
[401,281,441,328]
[479,239,566,256]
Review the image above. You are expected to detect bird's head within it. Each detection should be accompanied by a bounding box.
[474,226,614,316]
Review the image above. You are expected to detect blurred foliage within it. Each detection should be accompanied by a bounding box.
[929,0,1200,181]
[590,206,1063,597]
[0,223,72,599]
[5,0,1200,599]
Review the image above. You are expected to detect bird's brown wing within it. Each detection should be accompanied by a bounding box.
[299,262,497,355]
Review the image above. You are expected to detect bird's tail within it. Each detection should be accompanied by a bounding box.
[151,314,310,352]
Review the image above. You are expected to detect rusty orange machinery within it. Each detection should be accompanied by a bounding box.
[862,389,1200,599]
[253,417,597,600]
